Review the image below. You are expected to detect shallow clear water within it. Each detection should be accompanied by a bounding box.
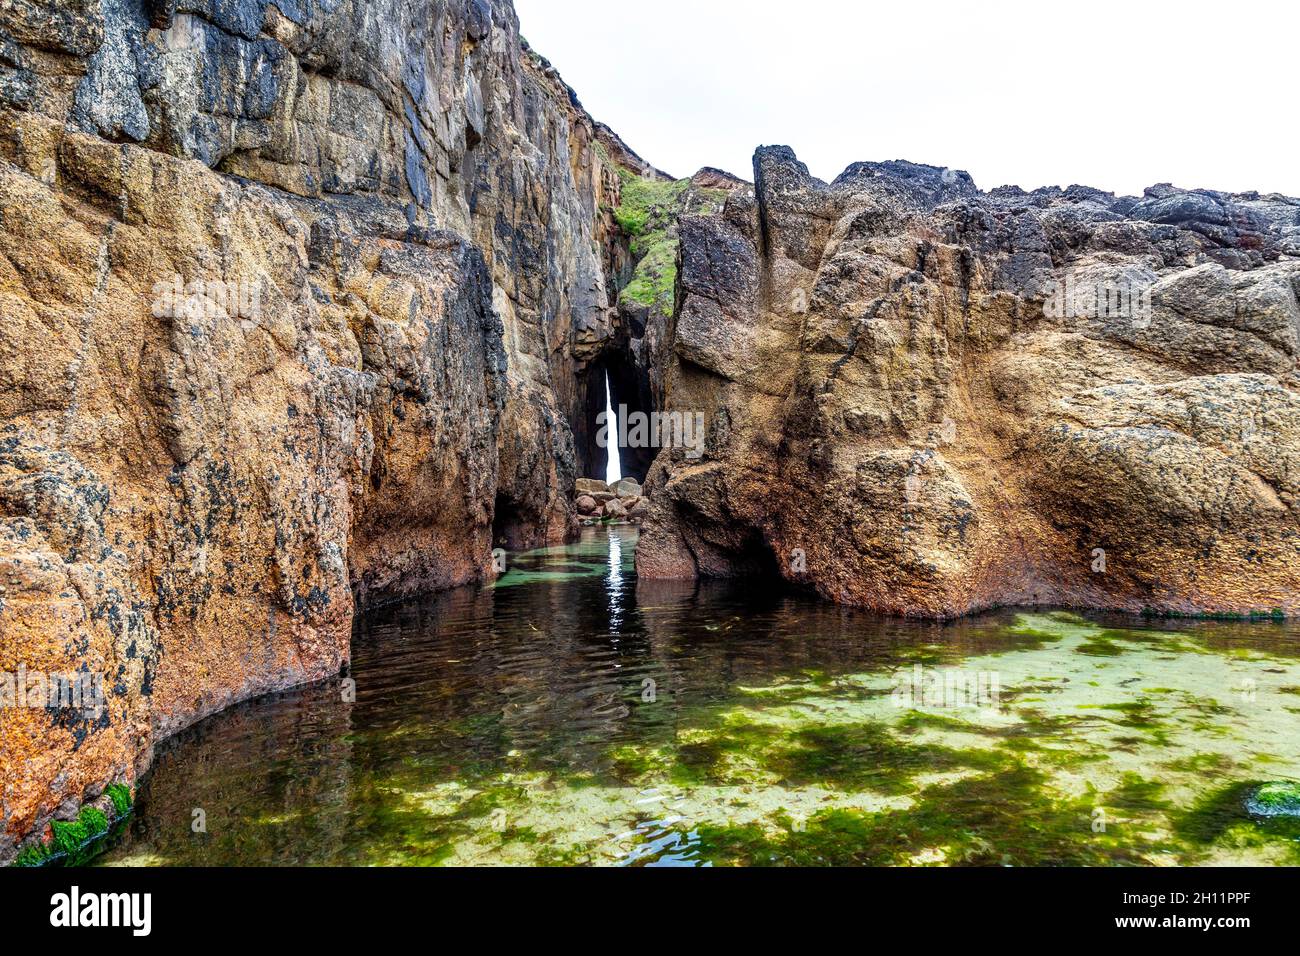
[100,527,1300,867]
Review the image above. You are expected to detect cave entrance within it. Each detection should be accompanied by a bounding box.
[491,493,530,552]
[578,350,653,485]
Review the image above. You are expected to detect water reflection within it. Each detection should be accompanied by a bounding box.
[607,528,624,631]
[97,527,1300,867]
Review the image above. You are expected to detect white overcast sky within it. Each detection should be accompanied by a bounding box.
[514,0,1297,197]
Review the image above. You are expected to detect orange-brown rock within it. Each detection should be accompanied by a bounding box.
[0,0,650,860]
[638,148,1300,619]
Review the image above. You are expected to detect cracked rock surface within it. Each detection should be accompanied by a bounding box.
[637,147,1300,620]
[0,0,651,859]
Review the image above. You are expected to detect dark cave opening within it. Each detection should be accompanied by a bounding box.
[491,493,531,552]
[716,527,789,584]
[577,350,654,485]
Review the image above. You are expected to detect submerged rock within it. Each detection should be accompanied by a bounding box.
[1246,783,1300,818]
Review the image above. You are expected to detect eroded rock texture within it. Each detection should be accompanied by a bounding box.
[0,0,646,859]
[638,147,1300,620]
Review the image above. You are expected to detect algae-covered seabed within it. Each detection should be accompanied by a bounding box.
[101,528,1300,867]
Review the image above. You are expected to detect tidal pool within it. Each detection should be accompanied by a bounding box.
[100,527,1300,867]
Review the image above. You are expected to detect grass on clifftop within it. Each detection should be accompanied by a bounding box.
[620,241,678,311]
[612,171,688,240]
[613,170,729,314]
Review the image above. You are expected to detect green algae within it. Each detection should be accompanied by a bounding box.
[493,561,611,587]
[1173,781,1300,864]
[896,711,989,735]
[1077,638,1125,657]
[606,744,675,784]
[1005,612,1092,647]
[15,785,132,868]
[678,765,1157,867]
[768,723,1008,794]
[47,815,100,864]
[493,533,633,588]
[1162,753,1237,774]
[1106,773,1171,816]
[104,783,132,817]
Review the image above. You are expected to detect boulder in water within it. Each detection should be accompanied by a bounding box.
[1246,782,1300,818]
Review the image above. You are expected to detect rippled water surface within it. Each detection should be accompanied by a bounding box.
[101,527,1300,866]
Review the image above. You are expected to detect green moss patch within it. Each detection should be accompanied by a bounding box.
[619,239,678,311]
[612,171,732,315]
[12,784,133,868]
[612,174,687,238]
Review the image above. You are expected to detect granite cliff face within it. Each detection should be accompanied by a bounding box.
[0,0,656,859]
[638,147,1300,619]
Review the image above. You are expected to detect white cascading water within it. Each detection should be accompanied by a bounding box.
[604,372,623,485]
